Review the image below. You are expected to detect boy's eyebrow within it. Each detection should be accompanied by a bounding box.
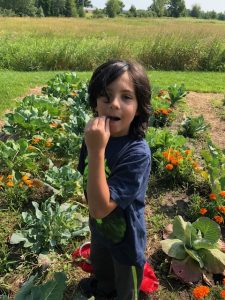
[106,88,135,94]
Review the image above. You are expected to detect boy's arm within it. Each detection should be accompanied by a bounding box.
[85,116,117,219]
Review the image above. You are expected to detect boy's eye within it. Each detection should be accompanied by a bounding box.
[123,95,133,100]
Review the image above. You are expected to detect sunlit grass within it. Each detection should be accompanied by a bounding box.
[0,17,225,71]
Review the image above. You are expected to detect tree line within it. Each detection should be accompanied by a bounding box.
[0,0,92,17]
[0,0,224,20]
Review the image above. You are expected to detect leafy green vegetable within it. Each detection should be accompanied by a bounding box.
[15,272,66,300]
[161,215,225,282]
[10,197,89,253]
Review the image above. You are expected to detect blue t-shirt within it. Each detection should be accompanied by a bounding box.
[78,135,151,267]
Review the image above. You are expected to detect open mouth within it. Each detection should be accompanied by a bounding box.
[107,116,121,121]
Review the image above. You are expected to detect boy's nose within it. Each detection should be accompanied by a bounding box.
[110,97,120,109]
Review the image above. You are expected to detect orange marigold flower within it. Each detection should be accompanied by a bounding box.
[184,149,191,155]
[45,140,52,148]
[220,290,225,299]
[209,193,217,200]
[158,89,168,96]
[24,179,33,187]
[28,145,35,151]
[214,215,224,224]
[165,164,174,170]
[71,92,78,97]
[216,206,225,213]
[49,122,58,128]
[7,174,13,179]
[161,109,169,115]
[22,175,29,182]
[192,285,210,299]
[162,151,168,158]
[200,208,207,215]
[6,181,14,187]
[32,137,42,144]
[220,191,225,198]
[171,159,179,166]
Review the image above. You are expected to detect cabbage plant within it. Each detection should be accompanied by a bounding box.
[161,215,225,283]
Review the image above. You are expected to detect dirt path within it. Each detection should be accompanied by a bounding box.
[186,92,225,149]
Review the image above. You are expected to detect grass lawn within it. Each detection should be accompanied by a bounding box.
[0,70,224,117]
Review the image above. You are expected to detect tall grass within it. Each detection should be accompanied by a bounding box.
[0,17,225,71]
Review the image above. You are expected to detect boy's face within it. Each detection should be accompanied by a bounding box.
[95,71,138,137]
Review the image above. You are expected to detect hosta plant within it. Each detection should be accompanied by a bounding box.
[10,197,89,253]
[179,115,210,138]
[161,215,225,283]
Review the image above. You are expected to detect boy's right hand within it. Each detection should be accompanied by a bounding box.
[84,116,110,155]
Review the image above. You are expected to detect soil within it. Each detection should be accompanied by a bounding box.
[186,92,225,149]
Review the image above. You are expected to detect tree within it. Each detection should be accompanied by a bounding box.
[84,0,92,7]
[36,5,45,16]
[14,0,37,16]
[105,0,124,18]
[37,0,51,16]
[65,0,77,16]
[190,4,202,18]
[148,0,167,17]
[167,0,186,17]
[128,5,137,17]
[51,0,66,16]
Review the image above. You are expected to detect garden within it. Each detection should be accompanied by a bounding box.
[0,70,224,300]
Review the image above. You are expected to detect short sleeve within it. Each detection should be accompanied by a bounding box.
[108,146,151,210]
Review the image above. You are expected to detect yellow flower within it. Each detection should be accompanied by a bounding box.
[6,181,14,187]
[7,175,13,179]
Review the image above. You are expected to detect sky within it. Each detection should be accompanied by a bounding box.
[91,0,225,13]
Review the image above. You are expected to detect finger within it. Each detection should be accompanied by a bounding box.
[97,116,106,127]
[105,117,110,133]
[85,118,98,131]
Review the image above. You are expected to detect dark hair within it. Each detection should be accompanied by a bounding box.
[88,59,151,139]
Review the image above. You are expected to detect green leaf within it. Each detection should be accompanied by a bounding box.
[198,248,225,274]
[40,272,67,300]
[15,275,37,300]
[192,217,221,244]
[10,232,28,245]
[15,272,66,300]
[160,239,187,259]
[172,216,191,243]
[192,239,218,250]
[32,202,43,220]
[184,247,204,268]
